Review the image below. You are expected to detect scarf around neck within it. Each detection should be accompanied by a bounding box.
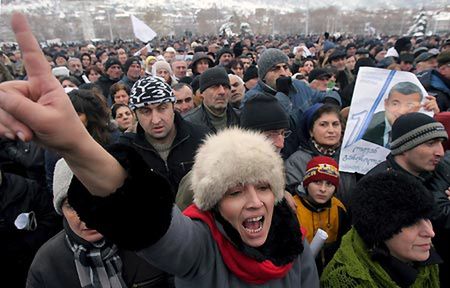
[64,219,127,288]
[183,203,302,284]
[311,138,338,157]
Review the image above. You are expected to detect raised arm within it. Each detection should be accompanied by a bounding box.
[0,13,125,196]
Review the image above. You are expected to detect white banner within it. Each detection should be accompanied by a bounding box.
[131,15,157,43]
[339,67,431,174]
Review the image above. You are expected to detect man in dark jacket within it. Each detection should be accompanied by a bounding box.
[242,48,341,126]
[366,112,450,286]
[417,51,450,112]
[183,66,239,133]
[122,76,208,192]
[118,56,141,89]
[95,57,122,101]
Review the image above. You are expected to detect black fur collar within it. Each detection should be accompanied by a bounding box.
[213,199,304,266]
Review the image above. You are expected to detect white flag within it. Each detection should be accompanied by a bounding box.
[131,15,157,43]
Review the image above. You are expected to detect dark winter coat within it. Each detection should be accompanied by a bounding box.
[243,80,341,126]
[183,103,240,134]
[0,139,46,188]
[119,112,209,192]
[95,74,120,101]
[27,230,172,288]
[0,172,61,287]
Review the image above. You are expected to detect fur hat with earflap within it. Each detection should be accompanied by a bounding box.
[191,127,285,211]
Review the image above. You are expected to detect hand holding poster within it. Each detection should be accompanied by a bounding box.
[339,67,432,174]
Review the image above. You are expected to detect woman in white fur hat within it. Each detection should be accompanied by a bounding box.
[66,128,319,287]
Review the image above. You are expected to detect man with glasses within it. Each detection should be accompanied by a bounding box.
[418,51,450,112]
[240,93,291,153]
[242,48,341,126]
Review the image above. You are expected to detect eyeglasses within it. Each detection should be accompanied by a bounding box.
[264,130,292,139]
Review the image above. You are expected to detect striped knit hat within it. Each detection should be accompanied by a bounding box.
[129,76,175,111]
[390,112,448,155]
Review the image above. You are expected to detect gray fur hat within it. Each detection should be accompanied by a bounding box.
[191,127,285,211]
[257,48,289,81]
[53,159,74,215]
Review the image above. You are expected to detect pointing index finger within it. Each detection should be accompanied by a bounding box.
[11,13,58,95]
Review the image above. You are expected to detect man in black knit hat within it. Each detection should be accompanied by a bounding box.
[119,56,141,89]
[184,66,239,133]
[240,93,290,153]
[96,57,123,100]
[366,112,450,286]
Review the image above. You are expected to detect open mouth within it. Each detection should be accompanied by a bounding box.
[242,216,264,233]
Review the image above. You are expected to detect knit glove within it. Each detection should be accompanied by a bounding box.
[276,76,292,95]
[68,144,175,251]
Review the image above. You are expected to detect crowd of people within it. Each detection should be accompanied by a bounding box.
[1,12,450,287]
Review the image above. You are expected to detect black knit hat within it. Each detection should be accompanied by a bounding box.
[124,56,141,73]
[104,57,122,72]
[216,47,233,62]
[240,93,289,131]
[390,112,448,155]
[308,68,331,83]
[351,171,434,247]
[199,67,230,93]
[243,65,258,83]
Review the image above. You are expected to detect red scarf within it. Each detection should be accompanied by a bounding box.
[183,204,294,284]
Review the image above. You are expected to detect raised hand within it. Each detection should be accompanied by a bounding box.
[0,13,126,196]
[422,95,439,115]
[0,13,89,152]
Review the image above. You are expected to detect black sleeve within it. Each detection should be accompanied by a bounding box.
[428,154,450,229]
[68,144,175,251]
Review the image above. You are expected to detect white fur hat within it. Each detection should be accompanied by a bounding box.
[53,159,74,215]
[192,127,285,211]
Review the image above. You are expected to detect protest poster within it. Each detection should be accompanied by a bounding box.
[339,67,431,174]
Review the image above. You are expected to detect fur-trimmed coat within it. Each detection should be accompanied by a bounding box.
[67,144,320,288]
